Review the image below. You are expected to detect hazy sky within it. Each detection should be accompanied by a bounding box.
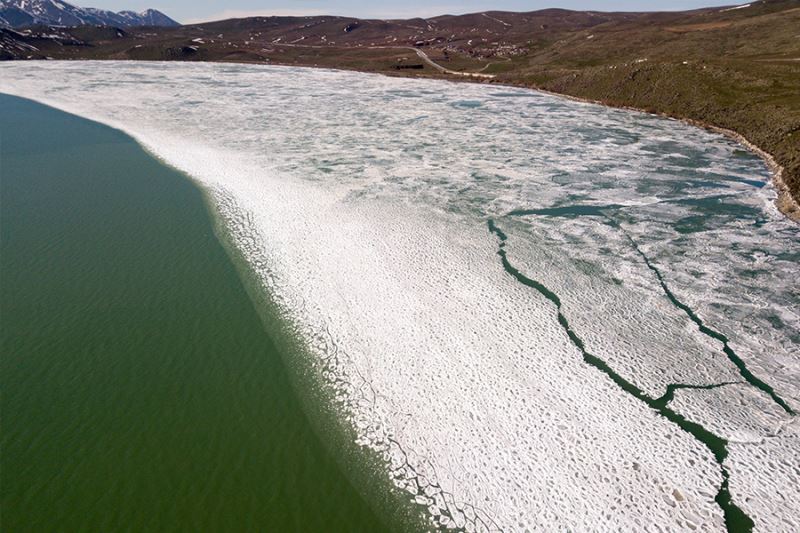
[85,0,741,24]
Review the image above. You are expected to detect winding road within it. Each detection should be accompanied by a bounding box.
[271,39,497,79]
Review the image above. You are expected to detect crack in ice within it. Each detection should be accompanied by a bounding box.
[653,382,742,410]
[605,213,796,416]
[487,218,754,532]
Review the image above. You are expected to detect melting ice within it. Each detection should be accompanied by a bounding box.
[2,61,798,531]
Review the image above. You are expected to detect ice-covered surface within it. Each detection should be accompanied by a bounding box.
[670,384,792,443]
[728,419,800,532]
[2,61,798,531]
[500,217,742,398]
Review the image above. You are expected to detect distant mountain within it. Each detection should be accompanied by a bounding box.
[0,0,179,28]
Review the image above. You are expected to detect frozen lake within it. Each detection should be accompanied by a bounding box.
[3,61,797,531]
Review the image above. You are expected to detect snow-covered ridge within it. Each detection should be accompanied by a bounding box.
[0,0,178,28]
[1,61,797,532]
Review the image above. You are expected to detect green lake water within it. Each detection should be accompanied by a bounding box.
[0,94,398,531]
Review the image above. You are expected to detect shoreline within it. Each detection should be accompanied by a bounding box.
[518,84,800,223]
[213,52,799,223]
[36,55,797,223]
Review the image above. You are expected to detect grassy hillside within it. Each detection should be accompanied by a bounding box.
[2,0,798,217]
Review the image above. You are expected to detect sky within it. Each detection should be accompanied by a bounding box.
[82,0,742,24]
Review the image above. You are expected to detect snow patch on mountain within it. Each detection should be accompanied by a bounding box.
[0,0,178,28]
